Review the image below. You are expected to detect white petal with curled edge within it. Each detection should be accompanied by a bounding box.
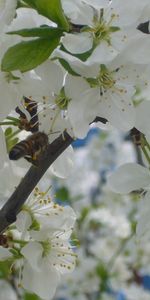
[107,163,150,194]
[0,247,12,260]
[62,0,94,26]
[50,145,74,178]
[54,49,99,77]
[62,32,93,54]
[22,259,60,300]
[21,242,43,271]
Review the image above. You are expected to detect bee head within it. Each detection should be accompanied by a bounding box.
[9,147,23,160]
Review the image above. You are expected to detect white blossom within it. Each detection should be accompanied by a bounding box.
[107,163,150,194]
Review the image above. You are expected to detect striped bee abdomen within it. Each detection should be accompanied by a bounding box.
[9,140,31,160]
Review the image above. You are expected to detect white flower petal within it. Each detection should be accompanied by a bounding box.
[122,35,150,64]
[135,101,150,136]
[68,88,99,138]
[21,242,43,271]
[16,211,32,233]
[88,42,118,64]
[0,247,12,260]
[35,61,64,94]
[83,0,110,8]
[107,163,150,193]
[62,0,94,26]
[0,0,17,33]
[111,0,150,27]
[22,260,60,300]
[62,32,93,54]
[54,49,99,77]
[98,88,135,131]
[65,74,89,99]
[50,145,75,178]
[136,192,150,240]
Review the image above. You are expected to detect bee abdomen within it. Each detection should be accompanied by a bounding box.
[9,141,29,160]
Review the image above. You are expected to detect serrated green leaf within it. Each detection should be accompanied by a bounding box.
[7,26,63,38]
[23,0,69,31]
[2,36,61,72]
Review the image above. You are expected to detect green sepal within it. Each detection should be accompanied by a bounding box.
[60,44,94,62]
[58,58,80,76]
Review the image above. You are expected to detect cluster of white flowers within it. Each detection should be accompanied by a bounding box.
[0,0,150,299]
[0,187,76,299]
[53,132,150,300]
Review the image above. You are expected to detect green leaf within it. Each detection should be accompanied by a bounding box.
[20,0,37,8]
[23,0,69,31]
[2,36,61,72]
[7,26,63,38]
[17,0,30,8]
[0,261,12,279]
[55,186,70,202]
[24,293,41,300]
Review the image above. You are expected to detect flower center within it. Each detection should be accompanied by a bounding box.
[86,9,120,46]
[86,65,116,93]
[55,88,70,110]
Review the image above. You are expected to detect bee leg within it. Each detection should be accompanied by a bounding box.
[25,156,39,167]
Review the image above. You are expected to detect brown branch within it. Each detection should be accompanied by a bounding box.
[0,115,107,233]
[0,131,73,233]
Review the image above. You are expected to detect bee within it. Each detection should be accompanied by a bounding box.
[9,132,49,166]
[15,96,39,132]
